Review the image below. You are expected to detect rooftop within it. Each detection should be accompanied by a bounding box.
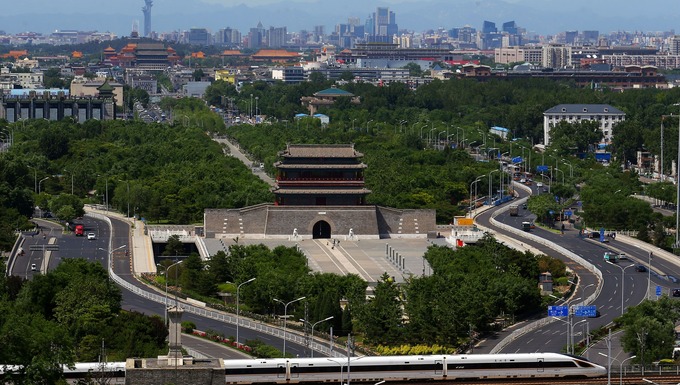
[280,144,363,158]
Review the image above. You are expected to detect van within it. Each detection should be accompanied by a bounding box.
[522,222,531,232]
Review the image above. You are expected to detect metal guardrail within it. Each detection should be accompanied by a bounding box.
[483,183,604,354]
[87,211,345,358]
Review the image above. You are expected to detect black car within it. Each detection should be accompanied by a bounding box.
[636,265,647,272]
[673,288,680,297]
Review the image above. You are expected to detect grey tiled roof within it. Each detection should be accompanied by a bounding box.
[544,104,625,114]
[280,144,363,158]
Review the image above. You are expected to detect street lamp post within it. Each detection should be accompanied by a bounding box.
[249,94,253,118]
[255,97,259,121]
[163,260,184,324]
[156,263,168,325]
[607,262,635,315]
[274,296,306,356]
[488,170,500,206]
[469,175,486,218]
[236,278,256,347]
[555,168,564,184]
[366,120,374,134]
[647,252,653,299]
[64,169,75,195]
[599,353,636,385]
[119,179,130,218]
[38,176,50,194]
[300,315,334,357]
[99,245,126,275]
[675,102,680,249]
[562,160,574,178]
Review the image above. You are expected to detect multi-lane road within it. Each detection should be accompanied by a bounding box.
[11,183,680,362]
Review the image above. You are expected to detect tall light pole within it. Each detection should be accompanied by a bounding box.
[165,260,184,324]
[647,252,653,300]
[119,179,130,218]
[274,296,306,356]
[675,102,680,250]
[608,262,635,315]
[599,353,636,385]
[561,160,574,178]
[300,316,334,357]
[98,175,109,212]
[99,244,126,276]
[255,96,259,121]
[64,169,74,195]
[469,175,486,218]
[249,94,253,118]
[157,263,169,325]
[38,176,50,194]
[236,277,256,347]
[488,170,500,206]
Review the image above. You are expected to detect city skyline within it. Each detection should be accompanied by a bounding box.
[0,0,678,38]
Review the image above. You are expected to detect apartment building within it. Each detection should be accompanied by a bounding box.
[543,104,625,146]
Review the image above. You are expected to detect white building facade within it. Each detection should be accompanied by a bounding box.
[543,104,626,146]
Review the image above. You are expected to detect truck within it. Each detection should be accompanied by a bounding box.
[509,205,519,216]
[74,224,84,236]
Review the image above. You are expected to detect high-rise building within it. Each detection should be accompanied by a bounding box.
[502,21,517,35]
[582,30,599,44]
[670,35,680,55]
[268,26,287,48]
[565,30,578,45]
[142,0,153,37]
[482,21,497,34]
[368,7,397,43]
[188,28,210,46]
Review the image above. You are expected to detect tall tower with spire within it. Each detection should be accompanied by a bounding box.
[142,0,153,37]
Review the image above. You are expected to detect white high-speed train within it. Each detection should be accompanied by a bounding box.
[1,353,606,383]
[222,353,606,383]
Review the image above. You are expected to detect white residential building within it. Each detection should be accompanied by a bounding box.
[543,104,626,146]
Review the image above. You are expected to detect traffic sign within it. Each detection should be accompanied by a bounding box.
[512,156,522,164]
[536,165,549,173]
[574,305,597,317]
[564,210,573,217]
[656,285,662,296]
[548,305,569,317]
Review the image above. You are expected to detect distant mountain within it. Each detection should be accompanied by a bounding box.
[0,0,676,38]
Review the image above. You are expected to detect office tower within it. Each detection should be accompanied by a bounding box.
[142,0,153,37]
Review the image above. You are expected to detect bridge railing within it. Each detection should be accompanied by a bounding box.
[88,211,344,358]
[481,183,603,354]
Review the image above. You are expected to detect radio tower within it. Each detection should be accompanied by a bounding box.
[142,0,153,37]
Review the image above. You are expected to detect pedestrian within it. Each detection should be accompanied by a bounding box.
[561,223,565,234]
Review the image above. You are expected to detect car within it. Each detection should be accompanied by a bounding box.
[87,233,96,240]
[522,203,528,209]
[669,275,679,284]
[31,263,37,271]
[673,288,680,297]
[618,253,627,260]
[636,265,647,272]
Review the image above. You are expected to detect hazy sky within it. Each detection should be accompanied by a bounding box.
[1,0,677,36]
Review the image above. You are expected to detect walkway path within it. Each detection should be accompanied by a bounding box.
[212,135,275,187]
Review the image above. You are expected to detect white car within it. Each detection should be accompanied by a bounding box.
[87,233,96,240]
[31,263,37,271]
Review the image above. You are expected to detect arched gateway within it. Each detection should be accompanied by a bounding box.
[313,220,331,239]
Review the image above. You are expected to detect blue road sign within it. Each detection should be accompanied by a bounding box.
[564,210,573,217]
[548,305,569,317]
[656,285,662,296]
[599,228,605,242]
[536,165,549,173]
[574,305,597,317]
[512,156,523,164]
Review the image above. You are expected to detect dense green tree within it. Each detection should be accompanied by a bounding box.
[356,273,403,345]
[619,297,680,365]
[548,120,603,155]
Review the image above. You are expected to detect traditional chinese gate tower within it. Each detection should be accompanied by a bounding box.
[272,144,371,206]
